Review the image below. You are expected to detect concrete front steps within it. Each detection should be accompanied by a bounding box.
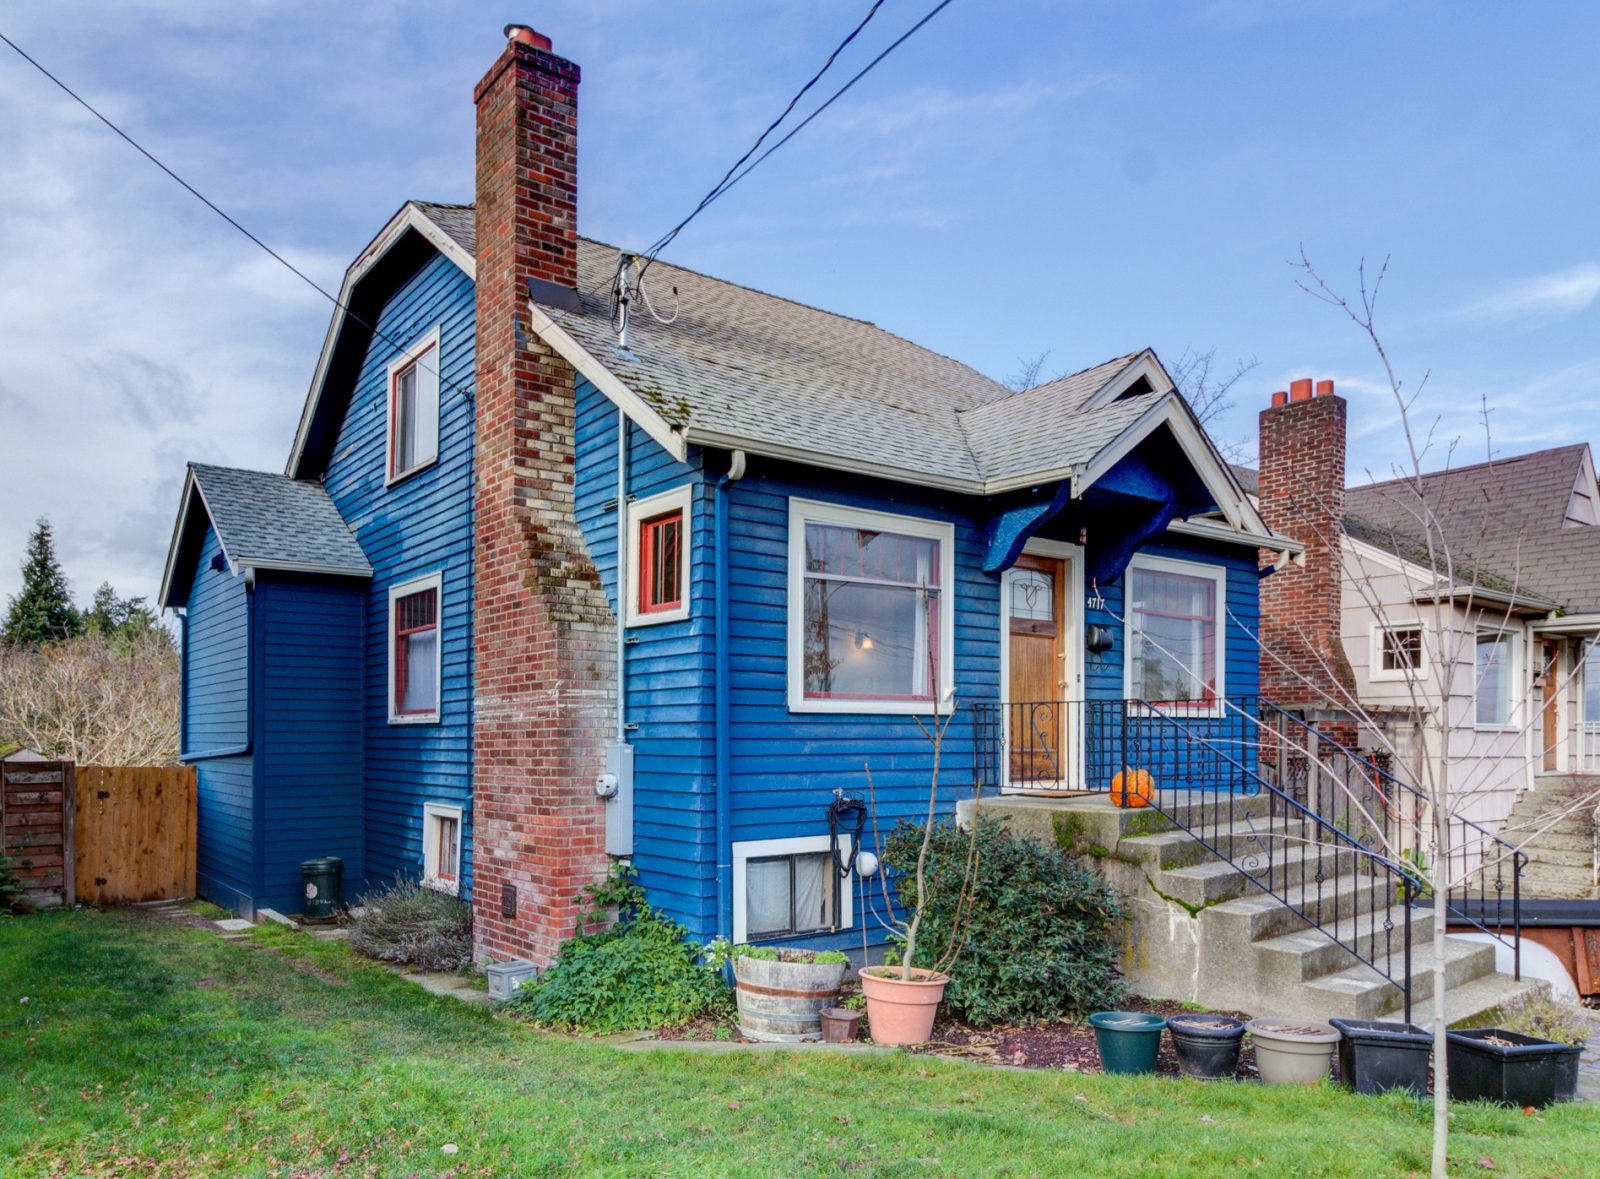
[971,791,1545,1026]
[1503,776,1600,899]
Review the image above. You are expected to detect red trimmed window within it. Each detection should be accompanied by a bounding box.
[637,509,684,615]
[801,523,941,701]
[1128,566,1218,706]
[393,587,439,716]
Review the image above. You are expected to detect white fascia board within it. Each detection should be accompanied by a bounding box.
[1531,613,1600,634]
[1166,517,1304,555]
[239,558,374,580]
[681,427,984,495]
[157,468,207,609]
[523,302,688,464]
[286,204,476,478]
[1078,348,1172,412]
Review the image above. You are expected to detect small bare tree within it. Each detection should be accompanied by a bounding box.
[0,631,180,765]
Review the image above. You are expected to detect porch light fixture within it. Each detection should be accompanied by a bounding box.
[854,630,874,651]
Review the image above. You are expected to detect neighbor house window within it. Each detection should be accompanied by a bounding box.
[732,835,854,943]
[625,485,692,626]
[387,327,441,483]
[423,803,462,894]
[1375,625,1427,678]
[390,574,442,722]
[787,500,955,713]
[1125,556,1225,709]
[1476,631,1514,728]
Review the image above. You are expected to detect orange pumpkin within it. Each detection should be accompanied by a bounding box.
[1110,769,1153,809]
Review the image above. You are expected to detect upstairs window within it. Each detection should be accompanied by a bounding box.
[625,486,692,626]
[387,328,441,483]
[423,803,461,894]
[390,574,441,722]
[787,500,955,714]
[1126,556,1224,709]
[1476,631,1514,728]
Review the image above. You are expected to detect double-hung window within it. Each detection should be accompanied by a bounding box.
[1475,631,1514,728]
[1125,556,1224,710]
[787,500,955,713]
[387,327,441,483]
[625,486,692,626]
[390,574,442,722]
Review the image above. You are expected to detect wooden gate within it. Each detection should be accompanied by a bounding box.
[1,759,75,908]
[73,765,197,905]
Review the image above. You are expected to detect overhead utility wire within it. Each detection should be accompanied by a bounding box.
[634,0,959,290]
[0,29,473,405]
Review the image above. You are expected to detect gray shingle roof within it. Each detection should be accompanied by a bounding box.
[411,202,1185,491]
[191,463,371,576]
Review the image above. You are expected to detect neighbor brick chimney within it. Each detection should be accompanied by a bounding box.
[471,25,615,965]
[1257,378,1358,711]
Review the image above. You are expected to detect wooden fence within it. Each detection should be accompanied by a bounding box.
[1,761,196,908]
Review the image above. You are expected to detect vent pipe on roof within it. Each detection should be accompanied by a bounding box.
[504,24,552,51]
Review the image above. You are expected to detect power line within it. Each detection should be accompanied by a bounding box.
[0,29,474,407]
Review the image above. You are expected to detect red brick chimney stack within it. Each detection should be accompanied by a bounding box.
[471,26,615,964]
[1257,378,1357,710]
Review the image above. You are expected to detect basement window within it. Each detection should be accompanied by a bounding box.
[733,835,853,943]
[387,327,441,484]
[625,485,692,626]
[423,803,462,894]
[390,574,442,723]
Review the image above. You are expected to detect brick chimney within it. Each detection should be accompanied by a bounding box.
[1257,378,1358,710]
[471,25,615,964]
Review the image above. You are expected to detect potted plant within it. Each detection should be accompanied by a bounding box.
[1500,997,1590,1103]
[1167,1013,1246,1080]
[1088,1011,1168,1074]
[723,944,848,1043]
[1446,1028,1583,1108]
[1247,1019,1340,1085]
[1329,1018,1433,1095]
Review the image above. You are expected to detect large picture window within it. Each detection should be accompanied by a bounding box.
[389,573,442,723]
[1125,556,1224,709]
[1476,631,1514,728]
[386,328,441,484]
[787,500,955,713]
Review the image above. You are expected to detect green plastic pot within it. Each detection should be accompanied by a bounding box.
[1089,1011,1167,1075]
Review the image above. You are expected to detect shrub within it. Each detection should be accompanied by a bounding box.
[348,879,473,971]
[882,816,1126,1025]
[0,851,23,914]
[512,865,730,1033]
[732,945,847,964]
[1500,996,1591,1047]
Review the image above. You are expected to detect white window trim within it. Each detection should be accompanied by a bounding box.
[1370,621,1428,682]
[388,571,443,724]
[422,802,463,895]
[1123,553,1228,717]
[625,484,693,627]
[786,497,957,715]
[384,325,442,487]
[732,834,854,944]
[1474,628,1519,733]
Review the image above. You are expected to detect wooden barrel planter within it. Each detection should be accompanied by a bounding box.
[732,952,848,1042]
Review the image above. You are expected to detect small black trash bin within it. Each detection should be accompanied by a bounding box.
[300,857,343,921]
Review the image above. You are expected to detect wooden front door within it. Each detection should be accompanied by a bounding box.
[1541,640,1561,772]
[1007,554,1071,786]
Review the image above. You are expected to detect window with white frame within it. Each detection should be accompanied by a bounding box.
[733,835,853,943]
[1475,631,1514,728]
[389,573,442,722]
[788,499,955,713]
[625,485,692,626]
[387,327,441,483]
[1374,624,1427,678]
[1125,556,1225,708]
[422,803,462,893]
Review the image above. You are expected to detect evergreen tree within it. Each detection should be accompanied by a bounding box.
[84,582,169,653]
[2,519,82,646]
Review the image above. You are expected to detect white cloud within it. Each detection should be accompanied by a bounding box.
[1463,263,1600,324]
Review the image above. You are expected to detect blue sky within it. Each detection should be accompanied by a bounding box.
[2,0,1598,607]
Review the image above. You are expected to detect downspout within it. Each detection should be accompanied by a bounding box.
[715,449,747,938]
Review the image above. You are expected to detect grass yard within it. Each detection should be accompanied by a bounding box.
[1,910,1596,1177]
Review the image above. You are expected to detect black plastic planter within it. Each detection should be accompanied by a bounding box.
[1329,1018,1432,1096]
[1167,1014,1245,1080]
[1446,1028,1582,1108]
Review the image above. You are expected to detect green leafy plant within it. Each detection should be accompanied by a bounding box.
[1500,996,1591,1047]
[347,879,473,971]
[0,850,23,915]
[1396,846,1434,903]
[512,864,730,1033]
[883,816,1126,1025]
[731,945,847,964]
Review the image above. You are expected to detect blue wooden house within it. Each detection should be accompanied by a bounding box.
[158,27,1295,959]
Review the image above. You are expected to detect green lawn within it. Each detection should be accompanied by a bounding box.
[1,910,1595,1177]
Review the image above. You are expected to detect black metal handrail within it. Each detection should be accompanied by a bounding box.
[1259,700,1524,979]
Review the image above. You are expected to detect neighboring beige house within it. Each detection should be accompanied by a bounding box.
[1244,387,1600,897]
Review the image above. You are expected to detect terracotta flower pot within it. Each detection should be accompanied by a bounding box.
[860,966,947,1046]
